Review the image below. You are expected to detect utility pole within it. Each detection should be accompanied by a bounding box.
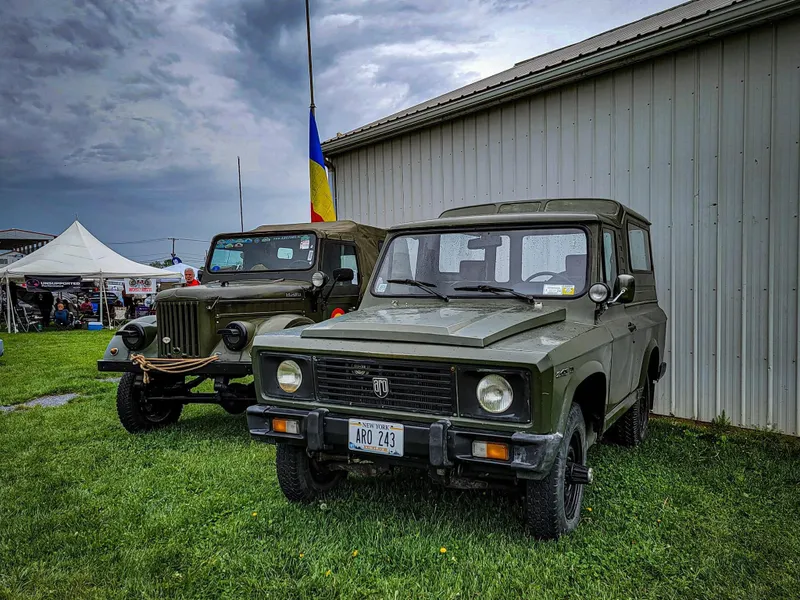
[305,0,315,115]
[237,156,244,232]
[169,237,176,259]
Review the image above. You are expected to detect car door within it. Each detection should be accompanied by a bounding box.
[321,240,361,318]
[597,227,636,409]
[623,219,657,385]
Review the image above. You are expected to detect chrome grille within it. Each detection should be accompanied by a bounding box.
[157,301,200,357]
[314,357,455,415]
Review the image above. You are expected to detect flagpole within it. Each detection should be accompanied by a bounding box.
[305,0,315,114]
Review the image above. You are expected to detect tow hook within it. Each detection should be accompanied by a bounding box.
[565,463,594,485]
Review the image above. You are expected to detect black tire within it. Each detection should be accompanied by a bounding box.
[116,372,183,434]
[612,378,652,447]
[524,403,587,540]
[275,444,344,503]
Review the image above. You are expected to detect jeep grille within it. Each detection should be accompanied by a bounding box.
[157,301,200,357]
[313,357,455,415]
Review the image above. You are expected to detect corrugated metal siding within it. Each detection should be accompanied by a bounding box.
[332,17,800,435]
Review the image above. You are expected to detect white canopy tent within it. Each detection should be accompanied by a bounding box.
[1,221,176,332]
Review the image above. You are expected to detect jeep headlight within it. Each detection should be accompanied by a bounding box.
[219,321,250,351]
[277,360,303,393]
[477,374,513,413]
[119,323,153,351]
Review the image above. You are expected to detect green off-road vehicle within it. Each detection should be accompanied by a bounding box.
[246,199,667,539]
[98,221,386,434]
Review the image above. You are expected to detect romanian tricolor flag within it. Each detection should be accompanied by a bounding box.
[309,110,336,222]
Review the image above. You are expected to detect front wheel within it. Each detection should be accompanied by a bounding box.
[275,444,344,502]
[116,372,183,434]
[524,403,588,540]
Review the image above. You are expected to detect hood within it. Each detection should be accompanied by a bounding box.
[300,304,566,348]
[157,279,311,302]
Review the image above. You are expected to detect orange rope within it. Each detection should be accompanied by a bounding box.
[131,354,220,384]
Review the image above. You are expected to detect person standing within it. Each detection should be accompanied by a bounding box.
[36,292,54,327]
[184,268,200,287]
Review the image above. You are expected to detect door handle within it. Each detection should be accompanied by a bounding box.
[627,322,637,333]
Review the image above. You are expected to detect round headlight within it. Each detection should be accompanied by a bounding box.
[277,360,303,393]
[312,271,326,288]
[589,283,610,304]
[221,321,249,351]
[477,374,513,414]
[121,323,146,351]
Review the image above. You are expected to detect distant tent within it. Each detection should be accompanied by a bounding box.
[2,221,175,332]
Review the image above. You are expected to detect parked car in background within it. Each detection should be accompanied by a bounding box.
[0,338,4,357]
[247,198,667,540]
[99,221,386,434]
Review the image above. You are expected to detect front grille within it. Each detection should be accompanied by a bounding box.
[157,301,200,357]
[314,357,455,415]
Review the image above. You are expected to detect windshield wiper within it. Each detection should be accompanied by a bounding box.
[386,279,449,302]
[453,284,537,304]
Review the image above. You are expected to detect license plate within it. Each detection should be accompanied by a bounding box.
[348,419,404,457]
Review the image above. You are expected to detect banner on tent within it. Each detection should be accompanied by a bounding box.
[125,277,155,295]
[24,276,82,292]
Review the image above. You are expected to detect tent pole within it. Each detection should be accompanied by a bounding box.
[99,277,104,328]
[5,276,11,334]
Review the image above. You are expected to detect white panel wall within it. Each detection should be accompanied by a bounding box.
[331,17,800,435]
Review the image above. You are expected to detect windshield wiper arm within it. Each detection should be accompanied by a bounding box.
[453,284,537,304]
[386,279,449,302]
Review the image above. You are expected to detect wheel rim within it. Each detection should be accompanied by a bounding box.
[563,432,584,520]
[136,387,174,423]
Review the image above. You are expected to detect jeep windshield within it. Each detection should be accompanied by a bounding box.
[372,227,588,299]
[208,233,317,273]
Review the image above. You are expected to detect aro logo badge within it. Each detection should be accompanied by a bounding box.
[372,377,389,399]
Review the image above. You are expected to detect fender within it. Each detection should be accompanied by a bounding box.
[557,360,606,433]
[255,313,315,335]
[635,338,660,390]
[102,315,158,361]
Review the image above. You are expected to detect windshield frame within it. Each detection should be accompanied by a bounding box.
[206,231,320,275]
[370,224,593,301]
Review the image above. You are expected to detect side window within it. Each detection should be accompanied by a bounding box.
[323,242,359,285]
[627,225,652,272]
[602,229,618,285]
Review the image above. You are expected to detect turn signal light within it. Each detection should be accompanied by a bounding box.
[472,441,510,461]
[331,307,346,318]
[272,418,300,434]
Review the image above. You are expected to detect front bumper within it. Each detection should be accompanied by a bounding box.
[246,405,562,480]
[97,359,252,377]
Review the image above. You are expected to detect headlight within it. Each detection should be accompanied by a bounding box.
[219,321,249,351]
[312,271,326,288]
[589,282,610,304]
[477,374,513,413]
[277,360,303,393]
[120,323,146,351]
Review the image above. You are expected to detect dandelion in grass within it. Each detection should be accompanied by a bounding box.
[299,553,305,559]
[325,570,332,577]
[352,550,359,557]
[251,512,257,517]
[439,547,447,554]
[586,507,592,512]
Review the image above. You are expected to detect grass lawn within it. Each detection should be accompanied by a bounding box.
[1,332,799,599]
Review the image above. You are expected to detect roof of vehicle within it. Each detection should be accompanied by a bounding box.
[216,220,386,240]
[390,198,648,232]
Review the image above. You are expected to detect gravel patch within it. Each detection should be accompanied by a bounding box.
[99,377,121,383]
[0,393,79,413]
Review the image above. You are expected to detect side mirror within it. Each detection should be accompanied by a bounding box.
[332,268,354,283]
[611,274,636,304]
[197,269,204,283]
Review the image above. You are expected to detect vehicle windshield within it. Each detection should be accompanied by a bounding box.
[208,233,317,273]
[372,227,588,299]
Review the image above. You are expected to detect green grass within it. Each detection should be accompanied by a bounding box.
[1,332,799,599]
[0,329,115,405]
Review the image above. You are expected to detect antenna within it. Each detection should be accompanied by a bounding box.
[237,156,244,232]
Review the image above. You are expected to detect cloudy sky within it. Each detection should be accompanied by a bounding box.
[0,0,682,265]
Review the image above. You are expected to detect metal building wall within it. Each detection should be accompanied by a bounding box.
[331,17,800,435]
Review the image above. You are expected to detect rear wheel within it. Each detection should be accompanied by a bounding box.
[275,444,344,502]
[116,372,183,434]
[612,378,652,447]
[524,403,587,540]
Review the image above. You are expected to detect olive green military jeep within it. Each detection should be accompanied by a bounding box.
[98,221,386,434]
[246,199,667,539]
